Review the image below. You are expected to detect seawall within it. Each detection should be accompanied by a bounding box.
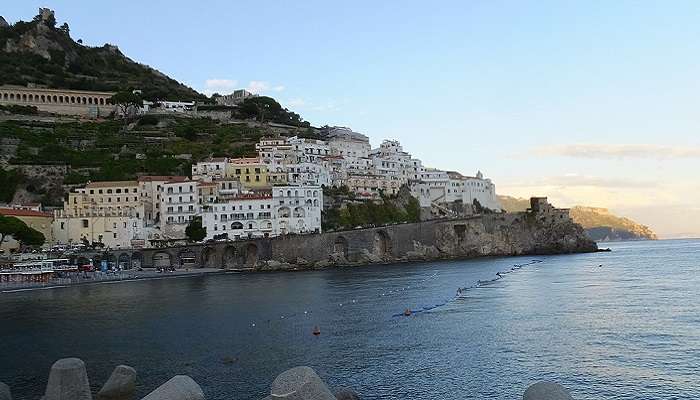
[128,210,597,271]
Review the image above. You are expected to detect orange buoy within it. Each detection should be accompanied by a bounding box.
[403,308,412,316]
[312,326,321,336]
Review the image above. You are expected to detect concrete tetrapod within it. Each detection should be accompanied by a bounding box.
[141,375,204,400]
[270,366,336,400]
[0,382,11,400]
[97,365,137,400]
[523,382,574,400]
[44,358,93,400]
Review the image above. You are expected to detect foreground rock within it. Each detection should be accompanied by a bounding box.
[523,382,574,400]
[270,367,336,400]
[44,358,93,400]
[141,375,204,400]
[97,365,137,400]
[0,382,11,400]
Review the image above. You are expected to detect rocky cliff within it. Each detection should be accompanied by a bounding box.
[0,8,204,100]
[497,195,657,242]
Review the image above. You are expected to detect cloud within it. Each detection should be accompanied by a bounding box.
[203,79,238,95]
[272,85,286,92]
[533,144,700,160]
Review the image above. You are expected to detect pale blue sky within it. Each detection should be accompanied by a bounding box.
[3,1,700,237]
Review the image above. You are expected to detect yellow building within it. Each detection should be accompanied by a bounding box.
[226,157,270,189]
[0,208,54,253]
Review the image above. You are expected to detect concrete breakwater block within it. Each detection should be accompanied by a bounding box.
[141,375,204,400]
[523,382,574,400]
[44,358,93,400]
[97,365,137,400]
[270,366,336,400]
[334,387,360,400]
[0,382,12,400]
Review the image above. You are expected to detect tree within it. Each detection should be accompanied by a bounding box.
[0,215,45,248]
[110,91,143,119]
[185,217,206,242]
[59,22,70,36]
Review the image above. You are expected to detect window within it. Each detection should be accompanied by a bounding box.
[60,222,65,229]
[82,219,89,228]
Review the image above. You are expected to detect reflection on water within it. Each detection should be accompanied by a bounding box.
[1,239,699,399]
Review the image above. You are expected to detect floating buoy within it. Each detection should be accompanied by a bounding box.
[403,308,412,317]
[312,326,321,336]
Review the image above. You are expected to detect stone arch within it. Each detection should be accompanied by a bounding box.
[117,253,130,269]
[373,230,392,258]
[293,207,305,218]
[333,236,349,258]
[131,252,143,269]
[278,206,291,218]
[28,94,34,102]
[82,96,87,104]
[223,246,237,269]
[152,251,171,268]
[245,243,258,267]
[88,97,93,105]
[99,98,105,105]
[231,221,243,230]
[41,95,46,102]
[178,249,196,268]
[201,246,218,268]
[53,95,58,103]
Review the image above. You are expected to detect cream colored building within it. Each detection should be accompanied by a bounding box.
[52,181,145,249]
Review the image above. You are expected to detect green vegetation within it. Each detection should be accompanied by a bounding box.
[236,97,310,128]
[0,12,205,101]
[0,214,46,248]
[185,216,206,242]
[0,104,38,115]
[322,192,421,231]
[0,169,21,203]
[110,90,143,117]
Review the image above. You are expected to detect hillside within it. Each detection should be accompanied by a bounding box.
[497,195,657,241]
[0,9,204,101]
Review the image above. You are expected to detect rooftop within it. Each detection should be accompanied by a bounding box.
[0,208,52,218]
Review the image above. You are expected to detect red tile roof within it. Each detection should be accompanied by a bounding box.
[137,176,189,183]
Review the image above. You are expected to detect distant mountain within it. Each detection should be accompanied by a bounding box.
[497,195,657,242]
[0,8,205,101]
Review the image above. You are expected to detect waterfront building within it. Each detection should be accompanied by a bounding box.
[0,84,116,117]
[52,180,146,248]
[201,184,322,240]
[410,170,500,212]
[158,179,199,238]
[138,176,189,227]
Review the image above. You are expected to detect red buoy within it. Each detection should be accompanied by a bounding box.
[403,308,412,316]
[312,326,321,336]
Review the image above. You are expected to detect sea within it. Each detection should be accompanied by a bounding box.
[1,239,698,399]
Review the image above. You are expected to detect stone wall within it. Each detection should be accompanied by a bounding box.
[0,85,116,117]
[133,210,597,270]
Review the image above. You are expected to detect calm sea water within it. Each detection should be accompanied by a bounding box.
[1,239,699,399]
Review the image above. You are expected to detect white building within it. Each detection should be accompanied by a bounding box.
[410,170,500,211]
[201,185,323,240]
[138,176,189,227]
[159,179,199,238]
[326,127,372,175]
[288,136,331,163]
[191,157,228,181]
[215,89,256,106]
[286,162,331,187]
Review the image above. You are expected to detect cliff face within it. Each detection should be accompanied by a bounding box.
[497,195,657,242]
[569,206,657,241]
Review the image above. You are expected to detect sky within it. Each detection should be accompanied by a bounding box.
[3,1,700,238]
